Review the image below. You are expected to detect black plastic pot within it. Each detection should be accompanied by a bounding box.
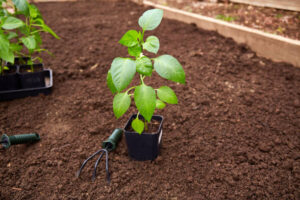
[124,114,164,161]
[6,57,30,67]
[19,64,45,88]
[0,65,19,91]
[0,69,53,101]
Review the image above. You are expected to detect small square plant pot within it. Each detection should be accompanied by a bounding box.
[124,114,164,161]
[0,65,20,91]
[19,64,45,88]
[6,57,30,67]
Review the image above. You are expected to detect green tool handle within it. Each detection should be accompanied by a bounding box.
[1,133,40,149]
[102,128,123,152]
[9,133,40,145]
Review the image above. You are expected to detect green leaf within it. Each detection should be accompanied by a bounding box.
[27,59,33,65]
[154,55,185,83]
[143,36,159,54]
[34,56,42,63]
[156,99,166,109]
[107,70,117,94]
[9,43,22,52]
[134,85,156,122]
[42,23,60,39]
[157,86,178,104]
[7,32,18,40]
[21,35,36,50]
[33,31,42,47]
[113,93,131,119]
[128,44,142,57]
[0,35,14,63]
[138,31,143,42]
[138,9,163,31]
[34,18,60,39]
[12,0,29,15]
[135,56,152,76]
[119,30,139,47]
[18,25,28,35]
[28,3,39,18]
[110,57,136,92]
[131,117,144,134]
[1,17,24,30]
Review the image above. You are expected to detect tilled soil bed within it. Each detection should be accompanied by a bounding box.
[0,0,300,199]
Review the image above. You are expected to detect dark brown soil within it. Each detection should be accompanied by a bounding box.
[0,0,300,199]
[148,0,300,40]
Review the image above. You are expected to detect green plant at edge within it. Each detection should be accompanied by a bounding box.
[275,13,283,19]
[216,14,236,22]
[15,0,60,71]
[0,0,22,75]
[276,26,285,34]
[107,9,186,134]
[1,0,59,72]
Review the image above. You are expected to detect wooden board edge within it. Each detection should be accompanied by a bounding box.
[143,0,300,68]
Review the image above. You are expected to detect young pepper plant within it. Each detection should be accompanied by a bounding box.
[0,0,25,74]
[107,9,185,134]
[0,0,59,72]
[15,1,60,69]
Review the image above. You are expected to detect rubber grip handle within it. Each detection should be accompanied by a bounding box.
[1,133,40,149]
[102,128,123,152]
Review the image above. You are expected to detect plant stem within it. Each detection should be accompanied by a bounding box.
[15,51,27,57]
[137,112,148,132]
[29,54,34,72]
[140,74,145,85]
[30,30,43,35]
[144,121,148,132]
[126,86,136,94]
[34,49,53,56]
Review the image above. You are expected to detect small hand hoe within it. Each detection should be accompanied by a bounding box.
[76,128,123,183]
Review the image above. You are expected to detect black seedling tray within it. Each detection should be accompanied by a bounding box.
[0,69,53,101]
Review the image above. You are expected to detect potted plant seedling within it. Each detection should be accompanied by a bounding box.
[0,42,19,91]
[0,0,24,90]
[13,0,59,88]
[107,9,185,161]
[0,29,17,90]
[0,0,58,100]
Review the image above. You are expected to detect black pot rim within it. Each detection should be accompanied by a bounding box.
[18,63,44,74]
[0,65,18,75]
[0,69,53,101]
[124,114,164,135]
[19,63,43,67]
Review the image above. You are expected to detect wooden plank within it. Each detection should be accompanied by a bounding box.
[143,1,300,68]
[230,0,300,12]
[30,0,77,2]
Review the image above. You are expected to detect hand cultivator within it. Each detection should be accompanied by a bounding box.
[76,128,123,183]
[1,133,40,149]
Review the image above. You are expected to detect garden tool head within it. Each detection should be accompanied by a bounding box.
[76,128,123,183]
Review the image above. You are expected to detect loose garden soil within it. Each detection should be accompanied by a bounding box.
[0,0,300,199]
